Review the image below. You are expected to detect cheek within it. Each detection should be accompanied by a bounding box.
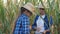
[42,10,45,13]
[39,10,42,13]
[28,12,32,15]
[41,10,44,12]
[27,12,31,16]
[40,11,44,14]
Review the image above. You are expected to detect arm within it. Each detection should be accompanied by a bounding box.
[44,16,54,34]
[13,17,21,34]
[51,25,54,34]
[32,15,39,31]
[32,19,37,30]
[32,23,37,31]
[50,16,54,34]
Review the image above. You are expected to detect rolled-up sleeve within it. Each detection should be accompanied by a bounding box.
[50,16,53,26]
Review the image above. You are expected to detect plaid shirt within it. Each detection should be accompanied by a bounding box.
[13,14,30,34]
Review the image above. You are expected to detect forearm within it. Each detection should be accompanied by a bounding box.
[51,25,54,34]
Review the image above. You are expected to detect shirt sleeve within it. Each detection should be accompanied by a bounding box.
[22,16,30,34]
[50,16,53,26]
[32,15,39,30]
[13,17,21,34]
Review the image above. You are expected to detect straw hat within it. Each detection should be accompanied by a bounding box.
[22,3,35,15]
[38,3,44,8]
[38,3,49,9]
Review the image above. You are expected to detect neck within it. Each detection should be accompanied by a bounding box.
[40,14,45,16]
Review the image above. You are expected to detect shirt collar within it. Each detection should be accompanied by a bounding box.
[22,13,29,18]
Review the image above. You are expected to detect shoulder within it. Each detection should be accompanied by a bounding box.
[35,15,39,19]
[36,15,39,17]
[45,15,52,18]
[34,15,39,22]
[20,14,29,21]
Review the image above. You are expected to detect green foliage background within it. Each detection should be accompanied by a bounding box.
[0,0,60,34]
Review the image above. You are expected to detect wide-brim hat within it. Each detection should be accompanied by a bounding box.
[38,3,49,9]
[38,3,44,9]
[22,2,35,15]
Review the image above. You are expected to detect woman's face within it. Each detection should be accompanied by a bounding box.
[39,8,45,15]
[24,10,32,17]
[27,11,32,17]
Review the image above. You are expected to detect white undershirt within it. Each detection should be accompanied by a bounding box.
[41,15,45,19]
[36,15,45,32]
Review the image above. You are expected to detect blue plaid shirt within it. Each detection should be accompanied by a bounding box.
[13,13,30,34]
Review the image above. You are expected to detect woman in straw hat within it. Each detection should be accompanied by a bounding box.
[13,3,35,34]
[32,4,53,34]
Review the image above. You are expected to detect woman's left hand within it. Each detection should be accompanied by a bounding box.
[43,30,50,34]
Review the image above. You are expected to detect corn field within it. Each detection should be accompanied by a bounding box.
[0,0,60,34]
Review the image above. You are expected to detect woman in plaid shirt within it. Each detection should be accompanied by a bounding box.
[13,3,35,34]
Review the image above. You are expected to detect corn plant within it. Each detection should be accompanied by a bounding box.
[0,0,60,34]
